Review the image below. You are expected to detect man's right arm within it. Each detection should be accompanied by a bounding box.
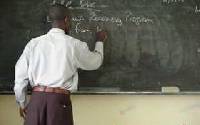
[73,31,107,70]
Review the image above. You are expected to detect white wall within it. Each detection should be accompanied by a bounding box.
[0,95,200,125]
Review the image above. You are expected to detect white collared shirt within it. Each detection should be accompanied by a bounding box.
[14,28,103,108]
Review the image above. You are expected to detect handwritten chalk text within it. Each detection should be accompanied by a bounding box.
[195,5,200,13]
[90,16,123,26]
[162,0,184,4]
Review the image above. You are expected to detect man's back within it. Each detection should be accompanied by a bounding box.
[28,28,77,90]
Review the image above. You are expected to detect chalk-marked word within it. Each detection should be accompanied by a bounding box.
[51,0,72,7]
[80,0,109,8]
[69,0,108,12]
[195,5,200,13]
[74,23,91,33]
[72,16,85,22]
[72,14,123,26]
[89,16,123,26]
[125,12,153,25]
[65,1,72,7]
[74,23,102,33]
[80,0,95,8]
[126,16,153,25]
[162,0,184,4]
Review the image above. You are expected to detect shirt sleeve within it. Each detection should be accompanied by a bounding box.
[14,42,31,108]
[73,41,104,70]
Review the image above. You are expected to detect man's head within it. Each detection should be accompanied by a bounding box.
[49,3,71,33]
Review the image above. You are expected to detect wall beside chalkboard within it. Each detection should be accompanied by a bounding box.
[1,0,200,92]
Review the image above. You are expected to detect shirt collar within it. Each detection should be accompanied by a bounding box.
[48,28,65,34]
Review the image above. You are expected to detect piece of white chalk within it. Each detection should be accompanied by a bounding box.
[161,86,180,93]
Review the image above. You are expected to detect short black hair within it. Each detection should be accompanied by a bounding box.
[49,3,70,21]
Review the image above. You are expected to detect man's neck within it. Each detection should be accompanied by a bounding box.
[52,21,65,30]
[51,21,69,34]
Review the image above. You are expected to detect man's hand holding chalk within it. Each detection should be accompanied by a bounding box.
[96,31,107,42]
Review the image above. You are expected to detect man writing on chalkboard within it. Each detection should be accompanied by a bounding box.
[14,3,107,125]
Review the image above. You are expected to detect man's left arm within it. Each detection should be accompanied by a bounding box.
[14,41,31,118]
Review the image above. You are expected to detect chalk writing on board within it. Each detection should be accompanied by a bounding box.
[62,0,155,34]
[89,16,123,26]
[72,13,154,33]
[69,0,108,12]
[195,5,200,13]
[72,16,85,22]
[127,16,153,25]
[162,0,184,4]
[69,0,100,11]
[125,11,153,25]
[80,0,109,8]
[74,22,102,33]
[72,14,153,25]
[80,0,95,8]
[72,14,123,26]
[65,1,72,7]
[74,23,91,33]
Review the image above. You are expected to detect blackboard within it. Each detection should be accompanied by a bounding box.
[1,0,200,92]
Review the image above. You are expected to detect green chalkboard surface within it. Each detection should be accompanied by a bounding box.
[1,0,200,92]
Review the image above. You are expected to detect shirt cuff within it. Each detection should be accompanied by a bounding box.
[16,101,27,109]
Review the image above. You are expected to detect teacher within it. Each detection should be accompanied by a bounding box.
[14,3,107,125]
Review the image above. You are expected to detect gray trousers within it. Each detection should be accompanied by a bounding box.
[24,92,74,125]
